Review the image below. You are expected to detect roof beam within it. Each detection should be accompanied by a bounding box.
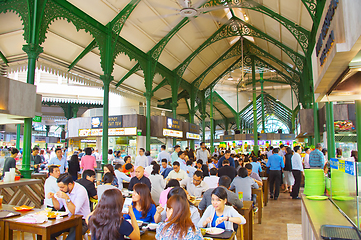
[0,50,8,66]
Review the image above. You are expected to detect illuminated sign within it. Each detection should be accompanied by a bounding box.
[166,118,181,130]
[79,127,137,137]
[315,0,339,66]
[186,132,200,140]
[163,128,183,138]
[91,116,123,129]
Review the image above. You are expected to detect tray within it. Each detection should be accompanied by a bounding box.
[203,229,234,239]
[0,210,21,219]
[320,225,361,240]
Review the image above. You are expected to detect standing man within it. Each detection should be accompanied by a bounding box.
[135,148,148,168]
[176,151,187,172]
[44,165,61,210]
[309,143,325,169]
[49,148,68,174]
[31,147,42,173]
[157,145,171,163]
[217,150,235,168]
[303,148,311,169]
[171,145,180,164]
[267,146,274,159]
[266,148,284,200]
[196,142,209,163]
[47,173,90,239]
[291,146,303,199]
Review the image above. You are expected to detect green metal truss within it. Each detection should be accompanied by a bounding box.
[174,16,304,81]
[0,50,8,66]
[301,0,318,22]
[203,0,310,53]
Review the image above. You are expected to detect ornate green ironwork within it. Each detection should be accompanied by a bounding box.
[68,39,97,71]
[203,0,310,52]
[301,0,318,21]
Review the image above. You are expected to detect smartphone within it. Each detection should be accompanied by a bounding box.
[122,198,132,214]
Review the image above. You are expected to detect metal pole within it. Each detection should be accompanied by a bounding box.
[313,101,320,144]
[210,89,214,154]
[16,124,21,149]
[102,80,110,166]
[355,100,361,162]
[325,102,335,159]
[252,57,259,153]
[260,72,265,132]
[202,116,206,142]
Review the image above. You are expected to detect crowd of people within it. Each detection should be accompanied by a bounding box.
[1,142,359,239]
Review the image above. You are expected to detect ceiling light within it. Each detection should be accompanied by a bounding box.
[227,72,233,81]
[245,16,249,21]
[248,97,251,102]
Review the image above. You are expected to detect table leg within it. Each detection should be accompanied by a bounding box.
[0,220,4,240]
[37,234,42,240]
[75,218,82,239]
[257,193,262,224]
[43,228,51,240]
[4,222,13,240]
[249,208,253,240]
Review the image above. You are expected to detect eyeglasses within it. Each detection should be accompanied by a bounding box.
[193,178,201,183]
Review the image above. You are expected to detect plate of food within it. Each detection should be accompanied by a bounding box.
[205,227,225,235]
[47,211,68,219]
[13,205,34,212]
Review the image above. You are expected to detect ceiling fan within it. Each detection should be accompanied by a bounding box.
[145,0,230,29]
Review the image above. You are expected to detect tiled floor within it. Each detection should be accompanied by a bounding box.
[253,190,302,240]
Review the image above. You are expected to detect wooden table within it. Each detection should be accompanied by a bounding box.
[0,205,82,240]
[0,179,43,208]
[141,229,236,239]
[238,201,253,240]
[261,177,268,206]
[252,188,263,224]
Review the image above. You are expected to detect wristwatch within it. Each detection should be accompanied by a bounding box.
[227,216,229,221]
[66,198,71,203]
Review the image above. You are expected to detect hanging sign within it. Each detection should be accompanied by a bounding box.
[163,128,183,138]
[91,116,123,129]
[186,132,200,140]
[329,158,355,176]
[79,127,137,137]
[32,116,42,122]
[166,118,181,130]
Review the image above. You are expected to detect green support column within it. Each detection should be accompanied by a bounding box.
[355,100,361,162]
[210,90,214,154]
[188,108,195,149]
[313,101,320,144]
[16,124,21,149]
[100,75,113,165]
[252,57,259,153]
[45,125,50,149]
[21,44,43,178]
[72,105,79,119]
[325,102,335,159]
[260,72,265,132]
[201,114,206,142]
[171,102,178,146]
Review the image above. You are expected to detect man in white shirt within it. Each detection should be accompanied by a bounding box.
[44,165,61,210]
[157,145,171,163]
[114,164,131,189]
[171,145,180,164]
[166,161,188,181]
[180,171,209,197]
[203,168,219,189]
[303,148,311,169]
[267,146,274,159]
[135,148,148,168]
[47,173,90,240]
[48,148,68,174]
[196,142,209,163]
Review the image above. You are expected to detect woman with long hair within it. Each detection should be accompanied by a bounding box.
[283,147,294,193]
[198,187,246,230]
[68,154,80,181]
[124,183,156,223]
[154,187,200,226]
[155,195,203,240]
[103,164,118,188]
[87,189,140,240]
[149,164,165,204]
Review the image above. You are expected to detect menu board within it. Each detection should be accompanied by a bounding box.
[163,128,183,138]
[79,127,137,137]
[186,132,200,140]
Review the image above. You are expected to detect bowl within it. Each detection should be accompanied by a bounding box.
[137,220,143,227]
[148,223,158,230]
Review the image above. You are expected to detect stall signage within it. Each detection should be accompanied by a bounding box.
[186,132,200,140]
[189,123,198,133]
[79,127,137,137]
[163,128,183,138]
[81,139,96,143]
[166,118,181,130]
[315,0,338,66]
[224,135,235,141]
[32,116,42,122]
[329,158,355,176]
[91,116,123,129]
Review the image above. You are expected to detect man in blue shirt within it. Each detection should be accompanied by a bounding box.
[309,143,325,169]
[217,150,235,168]
[157,145,171,163]
[266,148,284,200]
[49,148,68,174]
[160,159,172,178]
